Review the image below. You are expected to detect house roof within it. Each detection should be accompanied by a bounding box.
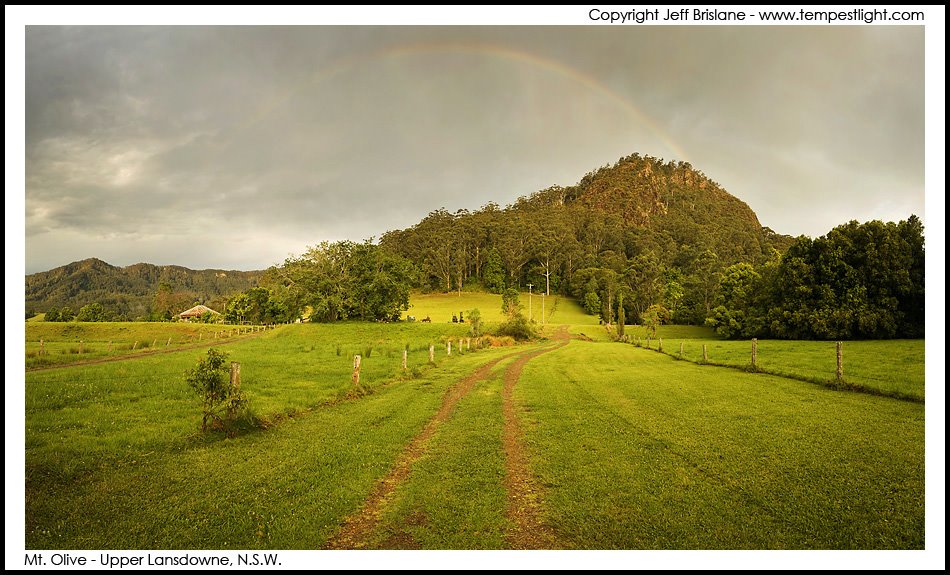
[178,304,220,317]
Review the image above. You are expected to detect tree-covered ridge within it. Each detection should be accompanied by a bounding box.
[565,154,775,263]
[380,153,793,325]
[25,258,262,320]
[377,153,922,339]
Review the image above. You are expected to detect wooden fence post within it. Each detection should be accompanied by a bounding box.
[230,362,241,391]
[836,341,843,381]
[429,344,435,364]
[199,332,203,341]
[352,355,361,386]
[447,341,452,355]
[751,338,758,369]
[109,341,114,354]
[402,349,408,371]
[658,338,663,352]
[467,337,471,350]
[646,337,650,349]
[39,339,44,356]
[702,344,708,362]
[167,337,172,347]
[79,340,84,355]
[679,342,684,356]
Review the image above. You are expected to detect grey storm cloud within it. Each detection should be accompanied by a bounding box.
[24,25,924,273]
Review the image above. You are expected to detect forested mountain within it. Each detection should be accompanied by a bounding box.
[380,153,795,325]
[25,258,262,320]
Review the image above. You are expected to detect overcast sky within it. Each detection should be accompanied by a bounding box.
[20,24,926,274]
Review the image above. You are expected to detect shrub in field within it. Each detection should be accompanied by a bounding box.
[501,289,522,318]
[467,308,483,337]
[495,313,536,341]
[185,348,247,433]
[641,304,671,338]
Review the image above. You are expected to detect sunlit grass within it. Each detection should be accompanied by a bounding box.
[638,338,925,401]
[402,292,506,324]
[24,318,926,550]
[25,322,483,487]
[364,357,518,549]
[25,322,261,369]
[402,291,598,329]
[26,346,525,549]
[516,340,925,549]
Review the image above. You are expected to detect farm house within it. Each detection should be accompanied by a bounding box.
[176,304,221,322]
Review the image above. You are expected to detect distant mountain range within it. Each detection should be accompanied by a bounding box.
[25,258,263,319]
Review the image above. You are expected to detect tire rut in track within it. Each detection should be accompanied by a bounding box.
[502,326,571,550]
[324,350,521,549]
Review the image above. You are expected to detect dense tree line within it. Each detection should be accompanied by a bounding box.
[706,216,924,339]
[250,240,416,323]
[44,302,109,322]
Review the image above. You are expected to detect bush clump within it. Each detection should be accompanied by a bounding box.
[185,348,248,434]
[494,314,536,341]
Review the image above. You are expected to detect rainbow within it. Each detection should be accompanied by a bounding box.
[243,42,688,162]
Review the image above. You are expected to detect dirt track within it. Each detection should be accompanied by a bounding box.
[502,327,570,549]
[325,328,572,550]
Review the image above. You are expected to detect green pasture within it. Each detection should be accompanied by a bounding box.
[516,341,924,549]
[25,322,485,486]
[633,337,925,402]
[25,322,261,369]
[23,316,925,549]
[26,343,528,549]
[402,292,596,327]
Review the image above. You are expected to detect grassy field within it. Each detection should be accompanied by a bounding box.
[22,311,927,550]
[25,322,487,487]
[516,341,925,549]
[26,344,528,549]
[402,291,597,328]
[633,337,925,402]
[25,322,263,369]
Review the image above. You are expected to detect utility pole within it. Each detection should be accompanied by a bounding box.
[527,283,533,322]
